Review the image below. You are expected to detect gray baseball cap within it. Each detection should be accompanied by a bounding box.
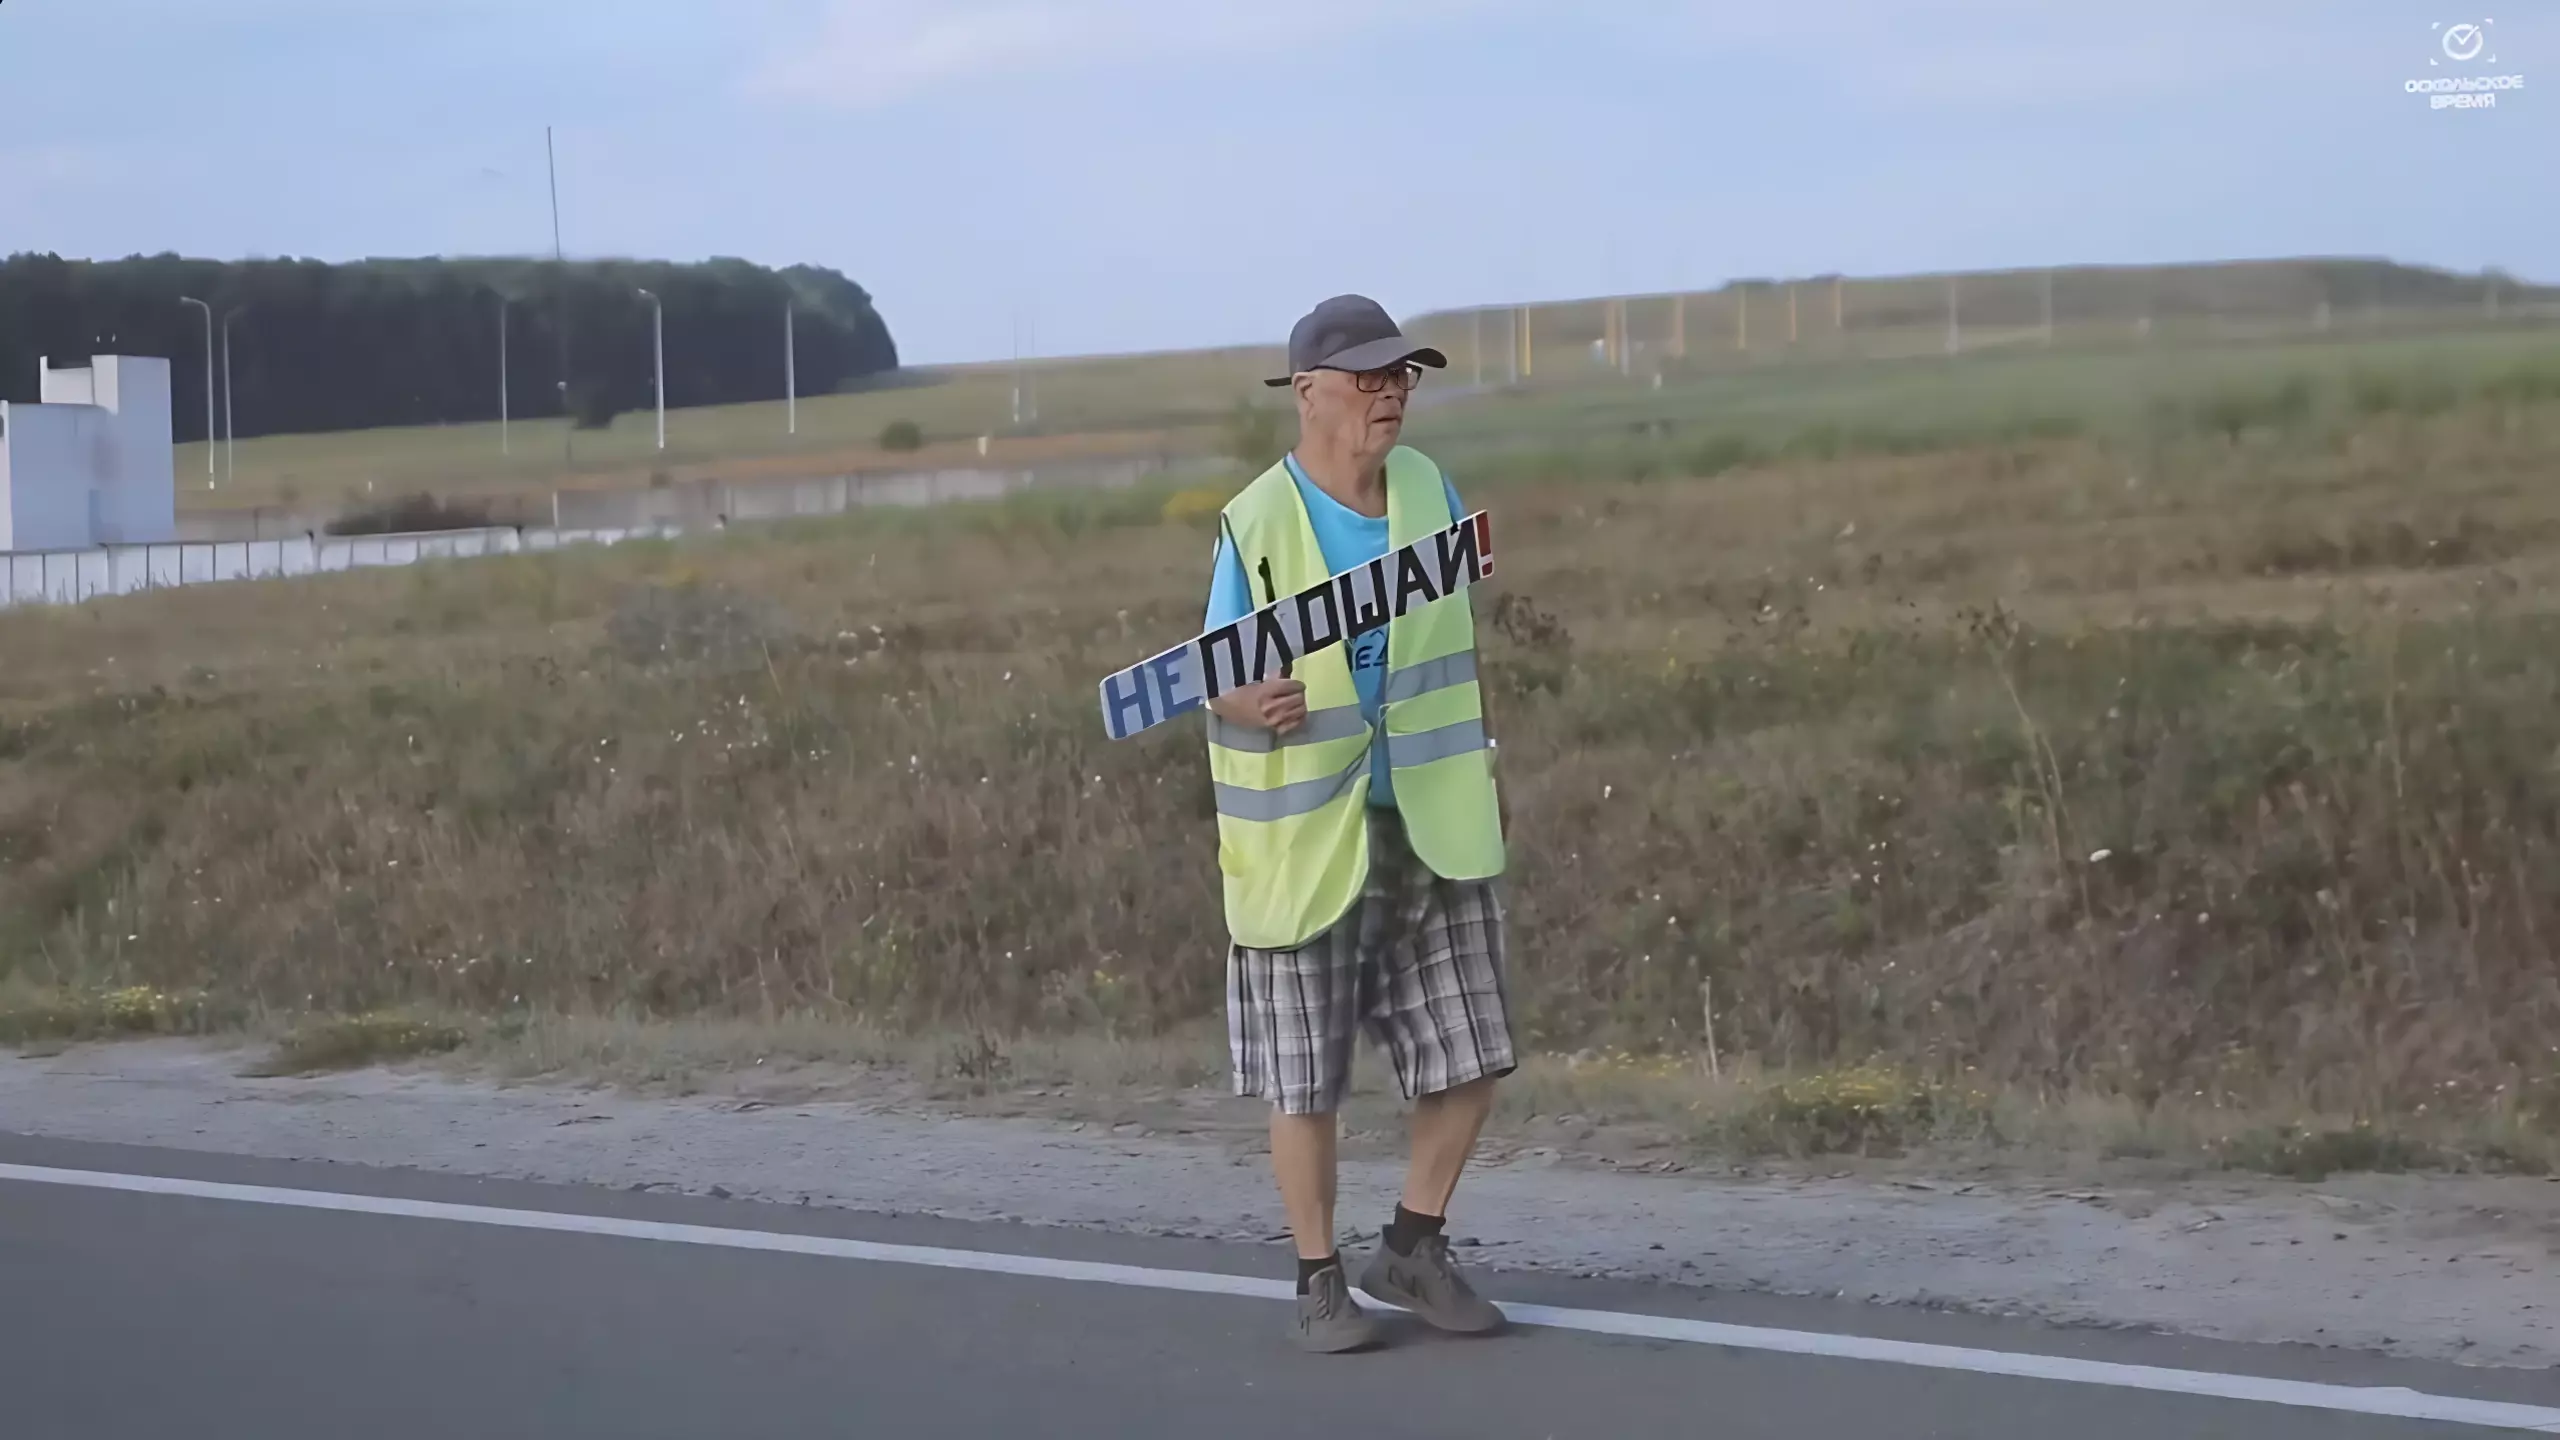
[1263,294,1449,387]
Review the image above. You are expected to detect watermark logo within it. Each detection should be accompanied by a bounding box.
[2406,18,2523,111]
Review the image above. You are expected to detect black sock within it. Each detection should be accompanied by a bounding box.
[1384,1204,1445,1257]
[1295,1254,1340,1294]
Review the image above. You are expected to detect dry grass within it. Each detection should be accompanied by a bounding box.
[9,359,2560,1175]
[0,983,224,1046]
[458,1010,1230,1100]
[421,1013,2559,1178]
[245,1010,470,1076]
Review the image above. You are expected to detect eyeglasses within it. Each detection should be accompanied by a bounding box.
[1351,364,1424,394]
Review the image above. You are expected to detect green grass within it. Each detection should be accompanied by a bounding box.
[2206,1124,2446,1182]
[184,346,1285,514]
[1709,1066,1998,1158]
[1401,325,2560,484]
[245,1011,471,1076]
[1402,258,2550,371]
[0,985,224,1045]
[176,256,2555,525]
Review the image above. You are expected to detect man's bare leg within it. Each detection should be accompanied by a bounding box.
[1276,1105,1379,1352]
[1402,1074,1499,1218]
[1270,1110,1340,1259]
[1356,1074,1508,1335]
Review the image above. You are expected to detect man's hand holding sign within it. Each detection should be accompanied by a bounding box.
[1217,677,1308,736]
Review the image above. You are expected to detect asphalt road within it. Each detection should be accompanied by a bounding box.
[3,1133,2555,1440]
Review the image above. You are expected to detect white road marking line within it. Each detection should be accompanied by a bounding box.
[3,1161,2554,1433]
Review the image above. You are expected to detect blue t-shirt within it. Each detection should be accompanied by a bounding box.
[1204,455,1465,807]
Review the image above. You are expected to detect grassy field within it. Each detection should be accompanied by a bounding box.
[1414,327,2560,504]
[10,320,2560,1171]
[176,254,2554,525]
[185,312,2559,528]
[1406,267,2547,373]
[179,346,1284,515]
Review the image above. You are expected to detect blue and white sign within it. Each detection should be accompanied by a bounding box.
[1098,511,1496,740]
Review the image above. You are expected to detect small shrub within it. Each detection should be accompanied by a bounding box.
[1718,1066,1983,1157]
[2230,512,2509,577]
[568,383,619,431]
[2209,1124,2438,1181]
[1689,433,1764,477]
[0,986,215,1044]
[937,1031,1013,1092]
[603,580,789,672]
[1159,486,1229,526]
[879,419,925,452]
[1220,399,1286,467]
[2348,370,2458,418]
[1783,424,1854,462]
[328,492,499,537]
[1490,592,1572,652]
[247,1012,470,1076]
[1490,592,1573,695]
[2479,359,2560,407]
[2191,376,2318,443]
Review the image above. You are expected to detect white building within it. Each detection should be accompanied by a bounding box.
[0,355,178,552]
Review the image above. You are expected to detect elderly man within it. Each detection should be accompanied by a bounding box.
[1202,294,1513,1352]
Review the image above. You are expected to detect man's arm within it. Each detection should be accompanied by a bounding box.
[1448,473,1509,832]
[1204,532,1308,734]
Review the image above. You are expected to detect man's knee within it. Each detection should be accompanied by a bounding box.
[1422,1072,1501,1105]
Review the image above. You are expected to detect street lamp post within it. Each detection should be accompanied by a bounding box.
[221,306,249,489]
[498,295,511,457]
[178,296,215,485]
[636,287,665,451]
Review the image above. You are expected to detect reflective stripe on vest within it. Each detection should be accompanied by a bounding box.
[1213,749,1369,823]
[1382,652,1478,704]
[1205,445,1505,950]
[1385,716,1488,770]
[1205,705,1369,754]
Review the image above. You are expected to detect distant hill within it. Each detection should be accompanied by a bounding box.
[0,253,899,443]
[1405,257,2557,368]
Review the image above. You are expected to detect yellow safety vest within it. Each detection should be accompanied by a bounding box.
[1208,446,1504,949]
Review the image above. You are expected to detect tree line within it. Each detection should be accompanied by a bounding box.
[0,253,899,442]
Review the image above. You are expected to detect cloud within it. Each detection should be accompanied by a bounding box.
[749,0,1498,106]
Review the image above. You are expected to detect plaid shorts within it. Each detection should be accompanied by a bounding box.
[1226,809,1518,1116]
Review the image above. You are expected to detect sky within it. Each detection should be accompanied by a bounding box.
[0,1,2551,365]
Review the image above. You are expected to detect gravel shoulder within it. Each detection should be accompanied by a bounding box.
[3,1039,2554,1369]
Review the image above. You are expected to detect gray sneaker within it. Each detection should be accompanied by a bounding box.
[1359,1233,1506,1335]
[1295,1262,1380,1354]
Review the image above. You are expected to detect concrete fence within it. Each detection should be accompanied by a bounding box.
[2,455,1181,613]
[1,524,670,609]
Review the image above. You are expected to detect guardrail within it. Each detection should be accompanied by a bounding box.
[0,524,669,610]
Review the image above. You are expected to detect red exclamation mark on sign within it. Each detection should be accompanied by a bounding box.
[1475,512,1495,578]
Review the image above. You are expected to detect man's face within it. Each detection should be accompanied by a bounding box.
[1293,364,1418,454]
